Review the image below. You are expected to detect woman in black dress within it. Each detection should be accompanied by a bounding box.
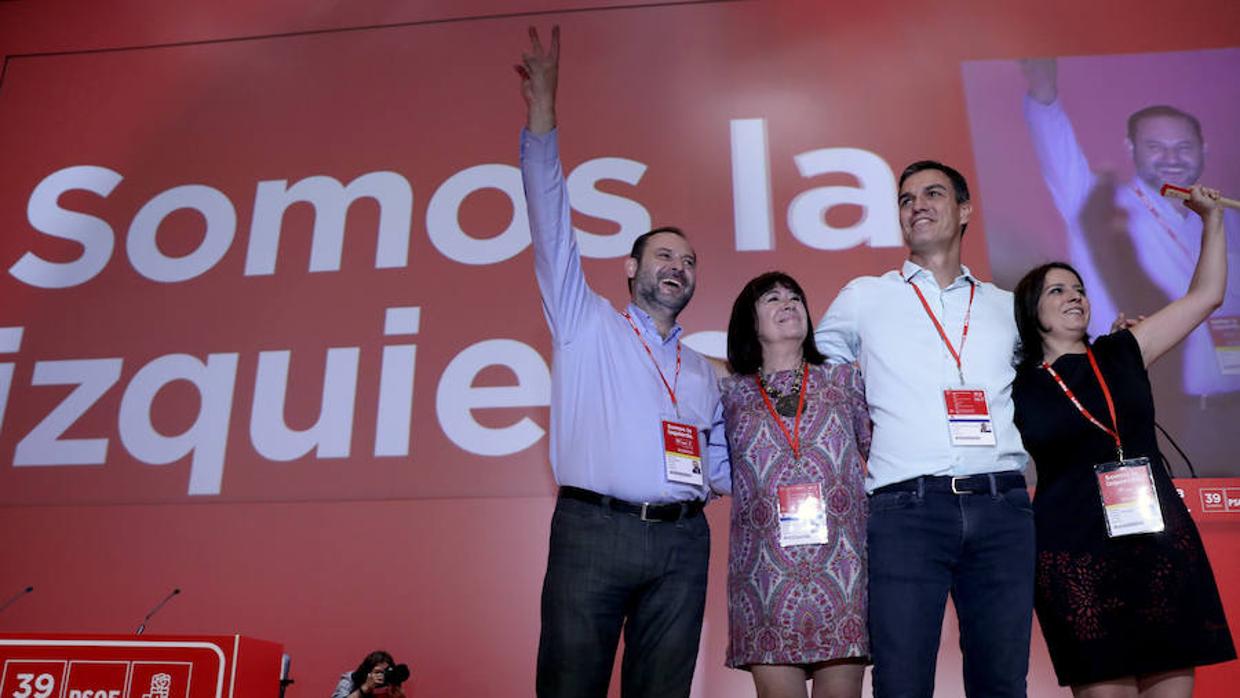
[1011,185,1235,697]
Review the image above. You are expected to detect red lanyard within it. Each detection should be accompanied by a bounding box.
[622,311,681,408]
[753,362,809,460]
[909,278,975,384]
[1132,185,1194,261]
[1041,347,1124,460]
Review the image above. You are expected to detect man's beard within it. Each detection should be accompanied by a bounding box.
[635,270,693,315]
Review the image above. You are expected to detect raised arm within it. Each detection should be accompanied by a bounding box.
[1021,57,1057,106]
[1130,186,1227,366]
[518,26,598,344]
[516,26,558,134]
[1020,57,1095,219]
[1020,58,1166,330]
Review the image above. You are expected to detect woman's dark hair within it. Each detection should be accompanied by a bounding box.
[727,271,826,375]
[350,650,395,688]
[1013,261,1087,368]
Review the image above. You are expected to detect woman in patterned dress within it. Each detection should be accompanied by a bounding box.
[721,271,872,698]
[1011,185,1234,696]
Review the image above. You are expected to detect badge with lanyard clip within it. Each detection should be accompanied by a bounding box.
[662,419,704,485]
[1094,456,1164,537]
[777,482,829,547]
[908,278,997,446]
[754,363,826,546]
[623,311,704,486]
[1043,348,1164,538]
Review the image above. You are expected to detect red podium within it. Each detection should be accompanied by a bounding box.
[1174,478,1240,695]
[0,634,283,698]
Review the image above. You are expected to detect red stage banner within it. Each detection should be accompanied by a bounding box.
[0,634,283,698]
[1177,478,1240,518]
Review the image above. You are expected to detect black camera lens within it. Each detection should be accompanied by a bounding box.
[383,663,410,686]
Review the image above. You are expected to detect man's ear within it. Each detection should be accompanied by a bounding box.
[1125,137,1135,157]
[625,256,638,281]
[959,200,973,229]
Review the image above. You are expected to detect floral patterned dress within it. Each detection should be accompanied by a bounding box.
[722,362,871,668]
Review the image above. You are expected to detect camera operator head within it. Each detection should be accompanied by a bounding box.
[345,650,410,697]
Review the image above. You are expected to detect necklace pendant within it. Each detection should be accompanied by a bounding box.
[775,394,799,418]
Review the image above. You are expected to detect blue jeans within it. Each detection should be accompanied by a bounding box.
[867,474,1035,698]
[536,495,710,698]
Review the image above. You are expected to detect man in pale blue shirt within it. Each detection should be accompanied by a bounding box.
[815,161,1034,697]
[516,27,729,698]
[1021,58,1240,476]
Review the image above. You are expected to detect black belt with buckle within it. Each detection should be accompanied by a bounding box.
[872,471,1026,496]
[559,485,704,522]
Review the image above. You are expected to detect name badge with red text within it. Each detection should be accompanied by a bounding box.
[943,388,996,446]
[662,420,703,486]
[1207,316,1240,376]
[1095,457,1164,537]
[777,482,829,547]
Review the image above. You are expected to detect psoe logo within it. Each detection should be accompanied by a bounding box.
[1226,488,1240,511]
[142,673,171,698]
[1199,488,1226,513]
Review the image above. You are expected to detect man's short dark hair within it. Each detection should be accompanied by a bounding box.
[629,226,687,260]
[726,271,826,376]
[1127,105,1203,144]
[627,226,687,292]
[898,160,971,236]
[898,160,971,204]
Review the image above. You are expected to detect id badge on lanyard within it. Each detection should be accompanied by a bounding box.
[1042,347,1163,537]
[908,278,996,447]
[663,419,704,486]
[1207,316,1240,375]
[777,482,829,547]
[1095,457,1164,537]
[943,387,997,446]
[622,311,703,486]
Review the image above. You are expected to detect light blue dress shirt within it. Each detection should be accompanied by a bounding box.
[1025,96,1240,398]
[521,128,729,503]
[815,261,1029,492]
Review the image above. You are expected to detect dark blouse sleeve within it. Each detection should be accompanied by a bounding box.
[1091,329,1148,383]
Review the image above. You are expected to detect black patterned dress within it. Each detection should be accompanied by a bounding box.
[1013,330,1235,686]
[721,363,871,668]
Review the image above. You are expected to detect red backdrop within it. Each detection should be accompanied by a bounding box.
[1,1,1237,695]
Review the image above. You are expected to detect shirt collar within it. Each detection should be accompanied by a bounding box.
[625,302,683,345]
[900,259,978,289]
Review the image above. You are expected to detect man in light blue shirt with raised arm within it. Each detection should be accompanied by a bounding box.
[516,27,729,698]
[816,161,1034,697]
[1020,57,1240,473]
